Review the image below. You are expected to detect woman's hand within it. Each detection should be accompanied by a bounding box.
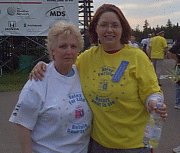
[29,61,47,81]
[147,100,168,121]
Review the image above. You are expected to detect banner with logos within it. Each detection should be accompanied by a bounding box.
[0,0,78,36]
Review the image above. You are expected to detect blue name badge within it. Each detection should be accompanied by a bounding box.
[111,61,129,82]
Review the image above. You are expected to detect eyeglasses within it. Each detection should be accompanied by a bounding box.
[97,23,121,30]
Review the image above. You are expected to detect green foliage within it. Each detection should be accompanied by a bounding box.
[0,73,29,92]
[166,66,180,83]
[132,19,180,42]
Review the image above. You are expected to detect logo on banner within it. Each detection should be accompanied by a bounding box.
[7,7,16,16]
[17,8,29,16]
[45,6,66,18]
[8,21,16,28]
[5,21,19,31]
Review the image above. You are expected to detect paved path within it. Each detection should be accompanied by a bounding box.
[0,59,180,153]
[0,91,21,153]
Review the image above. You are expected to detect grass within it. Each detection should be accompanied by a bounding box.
[0,73,29,92]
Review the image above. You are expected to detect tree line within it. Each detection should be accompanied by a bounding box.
[132,19,180,43]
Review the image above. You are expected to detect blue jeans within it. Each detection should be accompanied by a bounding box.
[175,83,180,106]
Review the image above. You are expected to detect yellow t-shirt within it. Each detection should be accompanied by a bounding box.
[76,44,162,149]
[149,36,167,59]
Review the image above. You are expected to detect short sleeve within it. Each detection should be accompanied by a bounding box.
[9,83,43,130]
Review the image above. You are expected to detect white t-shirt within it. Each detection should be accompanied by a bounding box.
[141,38,146,45]
[141,38,151,50]
[9,62,92,153]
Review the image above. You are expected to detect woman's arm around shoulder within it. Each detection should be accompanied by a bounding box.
[29,61,48,81]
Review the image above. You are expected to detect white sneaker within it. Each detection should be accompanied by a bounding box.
[173,146,180,152]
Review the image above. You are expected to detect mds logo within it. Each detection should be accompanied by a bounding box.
[45,6,65,17]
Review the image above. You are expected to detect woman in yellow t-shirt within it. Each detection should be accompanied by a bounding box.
[29,4,167,153]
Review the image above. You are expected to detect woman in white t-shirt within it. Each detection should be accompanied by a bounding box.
[9,21,92,153]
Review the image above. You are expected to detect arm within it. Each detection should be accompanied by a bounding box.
[17,124,32,153]
[9,83,43,153]
[164,47,169,55]
[135,52,167,120]
[29,61,47,81]
[164,47,169,58]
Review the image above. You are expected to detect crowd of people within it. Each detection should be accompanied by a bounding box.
[8,2,180,153]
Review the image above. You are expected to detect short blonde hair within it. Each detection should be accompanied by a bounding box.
[46,21,84,60]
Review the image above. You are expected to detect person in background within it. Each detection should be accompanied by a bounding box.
[149,31,168,86]
[147,32,155,57]
[169,37,180,153]
[145,33,152,53]
[169,36,180,110]
[141,38,146,51]
[141,34,153,56]
[9,21,92,153]
[129,36,139,48]
[29,4,167,153]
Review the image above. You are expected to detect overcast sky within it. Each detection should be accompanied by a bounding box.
[92,0,180,30]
